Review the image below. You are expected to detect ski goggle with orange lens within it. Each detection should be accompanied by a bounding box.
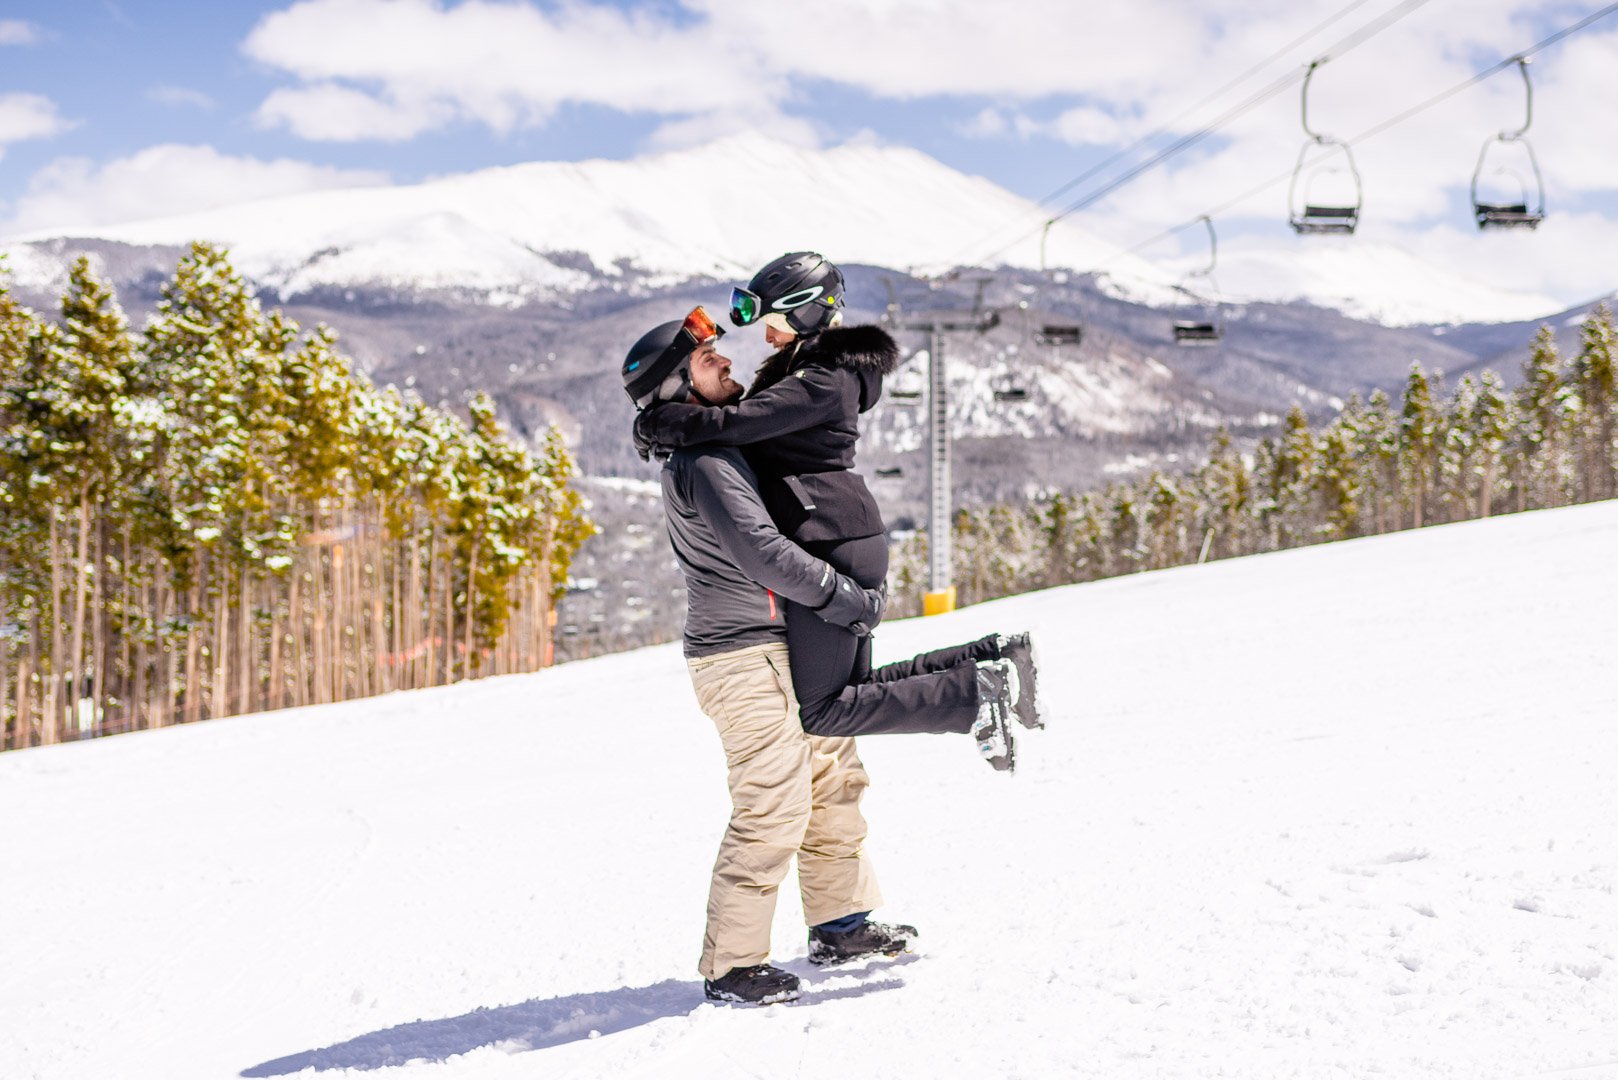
[680,305,724,349]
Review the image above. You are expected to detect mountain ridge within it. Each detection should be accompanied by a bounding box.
[1,132,1571,327]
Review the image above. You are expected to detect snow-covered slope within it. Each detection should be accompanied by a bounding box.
[5,135,1159,300]
[1183,238,1563,327]
[4,501,1615,1080]
[2,133,1562,325]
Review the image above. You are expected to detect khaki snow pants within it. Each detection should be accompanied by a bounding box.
[688,641,883,980]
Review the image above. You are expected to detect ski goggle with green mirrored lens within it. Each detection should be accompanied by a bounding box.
[729,287,763,327]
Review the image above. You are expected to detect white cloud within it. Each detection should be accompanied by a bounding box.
[0,93,70,155]
[237,0,1618,222]
[958,107,1010,139]
[255,83,454,141]
[0,144,388,238]
[147,85,217,110]
[0,19,40,45]
[242,0,784,141]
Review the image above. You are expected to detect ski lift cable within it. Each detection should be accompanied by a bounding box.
[1098,2,1618,270]
[966,0,1437,270]
[937,0,1384,266]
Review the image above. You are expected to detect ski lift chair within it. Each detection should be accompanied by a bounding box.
[1171,216,1224,346]
[886,367,925,405]
[1289,147,1362,234]
[992,379,1030,402]
[1471,58,1545,231]
[1033,218,1086,350]
[1034,324,1083,346]
[1173,320,1222,345]
[874,466,905,479]
[1288,61,1363,235]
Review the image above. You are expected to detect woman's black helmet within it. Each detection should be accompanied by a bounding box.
[730,251,845,336]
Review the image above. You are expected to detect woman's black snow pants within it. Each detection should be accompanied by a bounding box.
[787,534,997,738]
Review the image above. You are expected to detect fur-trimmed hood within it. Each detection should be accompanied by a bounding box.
[748,323,901,412]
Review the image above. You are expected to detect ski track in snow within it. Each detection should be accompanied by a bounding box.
[3,502,1616,1079]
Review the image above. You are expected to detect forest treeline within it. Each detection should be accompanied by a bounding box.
[1,244,594,751]
[891,305,1617,611]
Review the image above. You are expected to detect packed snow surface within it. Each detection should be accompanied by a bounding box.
[4,501,1616,1080]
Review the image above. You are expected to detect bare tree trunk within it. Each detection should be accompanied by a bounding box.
[538,537,554,670]
[292,565,308,708]
[390,532,402,692]
[65,489,94,740]
[372,545,387,698]
[90,510,106,737]
[312,548,329,706]
[424,526,439,689]
[45,507,64,745]
[14,656,30,750]
[239,565,253,716]
[407,525,423,691]
[184,577,201,725]
[212,570,229,720]
[120,525,133,730]
[443,539,455,685]
[332,538,347,703]
[153,573,170,728]
[462,541,477,681]
[269,581,284,712]
[0,569,10,749]
[133,582,149,733]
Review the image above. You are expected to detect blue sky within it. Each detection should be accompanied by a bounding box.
[2,1,1616,303]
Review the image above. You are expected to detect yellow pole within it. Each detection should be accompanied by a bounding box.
[922,587,957,616]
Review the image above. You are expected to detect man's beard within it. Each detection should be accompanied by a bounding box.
[694,376,744,406]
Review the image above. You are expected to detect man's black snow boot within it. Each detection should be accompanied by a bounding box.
[973,659,1018,773]
[808,920,918,965]
[995,631,1045,730]
[704,963,800,1005]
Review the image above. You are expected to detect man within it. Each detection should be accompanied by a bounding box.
[622,307,1025,1006]
[634,252,1045,748]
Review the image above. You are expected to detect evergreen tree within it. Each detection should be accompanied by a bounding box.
[1269,407,1316,546]
[1470,370,1513,518]
[1199,426,1252,560]
[1313,417,1362,540]
[1397,363,1440,528]
[1514,327,1570,510]
[1358,390,1399,533]
[1569,305,1617,500]
[1437,375,1479,524]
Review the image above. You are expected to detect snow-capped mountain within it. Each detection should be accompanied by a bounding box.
[2,133,1564,327]
[6,501,1616,1079]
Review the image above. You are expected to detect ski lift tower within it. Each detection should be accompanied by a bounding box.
[887,278,1000,615]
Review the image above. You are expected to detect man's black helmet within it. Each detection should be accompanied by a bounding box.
[621,307,725,410]
[730,251,845,336]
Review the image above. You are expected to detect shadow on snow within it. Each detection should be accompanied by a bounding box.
[240,955,915,1075]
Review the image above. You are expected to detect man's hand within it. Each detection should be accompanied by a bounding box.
[632,408,671,462]
[815,573,885,635]
[634,401,706,460]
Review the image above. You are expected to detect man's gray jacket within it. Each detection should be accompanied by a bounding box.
[661,446,865,657]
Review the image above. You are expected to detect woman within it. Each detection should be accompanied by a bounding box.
[634,252,1042,764]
